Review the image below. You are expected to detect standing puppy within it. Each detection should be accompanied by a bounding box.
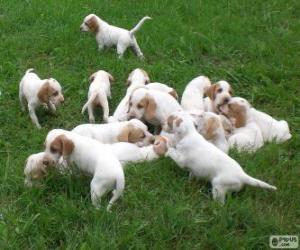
[82,70,114,123]
[19,69,64,129]
[80,14,151,59]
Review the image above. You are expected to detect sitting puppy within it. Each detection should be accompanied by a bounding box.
[181,76,211,112]
[204,80,233,113]
[72,119,154,146]
[24,152,56,187]
[19,69,64,129]
[164,111,276,204]
[108,68,150,123]
[250,106,291,143]
[192,111,229,154]
[81,70,114,123]
[80,14,151,59]
[45,129,125,210]
[147,82,178,100]
[220,97,264,153]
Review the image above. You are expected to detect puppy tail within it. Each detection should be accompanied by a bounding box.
[243,173,277,190]
[129,16,151,36]
[25,68,35,74]
[81,92,98,114]
[107,170,125,211]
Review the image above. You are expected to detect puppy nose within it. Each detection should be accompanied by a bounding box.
[224,98,230,104]
[128,115,135,120]
[61,96,65,103]
[149,136,155,144]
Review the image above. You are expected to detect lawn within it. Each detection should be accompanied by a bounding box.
[0,0,300,249]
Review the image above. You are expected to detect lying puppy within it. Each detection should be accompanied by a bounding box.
[204,80,233,113]
[220,97,264,153]
[24,152,56,187]
[192,111,229,154]
[181,76,211,112]
[164,111,276,204]
[108,68,150,123]
[80,14,151,59]
[45,129,125,210]
[147,82,178,100]
[72,119,154,146]
[19,69,64,129]
[127,88,183,129]
[81,70,114,123]
[250,105,291,143]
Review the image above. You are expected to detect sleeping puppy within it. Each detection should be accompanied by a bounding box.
[81,70,114,123]
[220,97,264,153]
[164,111,276,204]
[24,152,56,187]
[204,80,233,113]
[181,76,211,112]
[72,119,154,146]
[19,69,64,129]
[80,14,151,59]
[45,129,125,211]
[108,68,150,123]
[147,82,178,100]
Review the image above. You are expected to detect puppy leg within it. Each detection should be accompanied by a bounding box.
[98,91,109,123]
[28,103,41,129]
[47,101,56,114]
[87,105,95,123]
[117,43,128,59]
[131,38,144,59]
[107,172,125,211]
[98,43,104,51]
[19,91,26,111]
[212,184,226,205]
[90,178,107,209]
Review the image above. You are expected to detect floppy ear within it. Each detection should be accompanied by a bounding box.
[175,118,183,127]
[107,73,114,83]
[50,135,74,157]
[144,95,157,121]
[169,90,178,100]
[205,117,220,140]
[86,16,99,33]
[37,81,50,103]
[89,73,96,83]
[234,108,247,128]
[117,125,130,142]
[205,84,217,100]
[141,69,150,84]
[128,127,144,143]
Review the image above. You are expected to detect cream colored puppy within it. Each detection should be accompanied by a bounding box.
[164,111,276,204]
[19,69,64,129]
[81,70,114,123]
[45,129,125,211]
[72,119,154,146]
[181,76,211,112]
[80,14,151,58]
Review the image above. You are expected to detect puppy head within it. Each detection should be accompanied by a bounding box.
[38,79,64,106]
[193,112,221,140]
[89,70,114,84]
[126,68,150,86]
[220,97,250,128]
[80,14,100,33]
[163,112,193,135]
[205,80,233,113]
[153,136,168,156]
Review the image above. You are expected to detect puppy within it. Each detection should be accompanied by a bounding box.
[108,68,150,123]
[220,97,264,153]
[191,111,229,154]
[250,106,291,143]
[19,69,64,129]
[24,152,56,187]
[164,111,276,204]
[45,129,125,210]
[147,82,178,100]
[181,76,211,112]
[80,14,151,58]
[127,88,183,128]
[204,80,233,113]
[72,119,154,146]
[81,70,114,123]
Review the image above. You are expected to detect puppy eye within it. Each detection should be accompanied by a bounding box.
[50,147,57,153]
[217,88,223,93]
[229,90,232,95]
[53,91,58,96]
[137,104,143,109]
[141,133,146,138]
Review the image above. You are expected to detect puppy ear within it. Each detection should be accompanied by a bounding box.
[117,125,130,142]
[144,95,157,121]
[205,84,217,100]
[128,127,144,143]
[234,108,247,128]
[107,73,114,83]
[50,135,74,157]
[175,118,183,127]
[86,16,99,33]
[37,81,50,103]
[168,90,178,100]
[89,73,96,83]
[141,69,150,84]
[205,117,220,140]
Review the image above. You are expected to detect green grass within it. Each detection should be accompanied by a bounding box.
[1,0,300,248]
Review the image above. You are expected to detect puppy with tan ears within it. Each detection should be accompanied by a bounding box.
[181,76,211,112]
[72,119,154,146]
[220,97,264,153]
[164,111,276,204]
[45,129,125,210]
[81,70,114,123]
[108,68,150,123]
[24,152,56,187]
[80,14,151,59]
[19,69,64,129]
[204,80,233,113]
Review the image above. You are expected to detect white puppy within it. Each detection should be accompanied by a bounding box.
[204,80,233,113]
[19,69,64,129]
[72,119,154,146]
[81,70,114,123]
[24,152,56,187]
[250,106,291,143]
[108,68,150,123]
[220,97,264,153]
[45,129,125,210]
[80,14,151,59]
[181,76,211,112]
[147,82,178,100]
[164,112,276,204]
